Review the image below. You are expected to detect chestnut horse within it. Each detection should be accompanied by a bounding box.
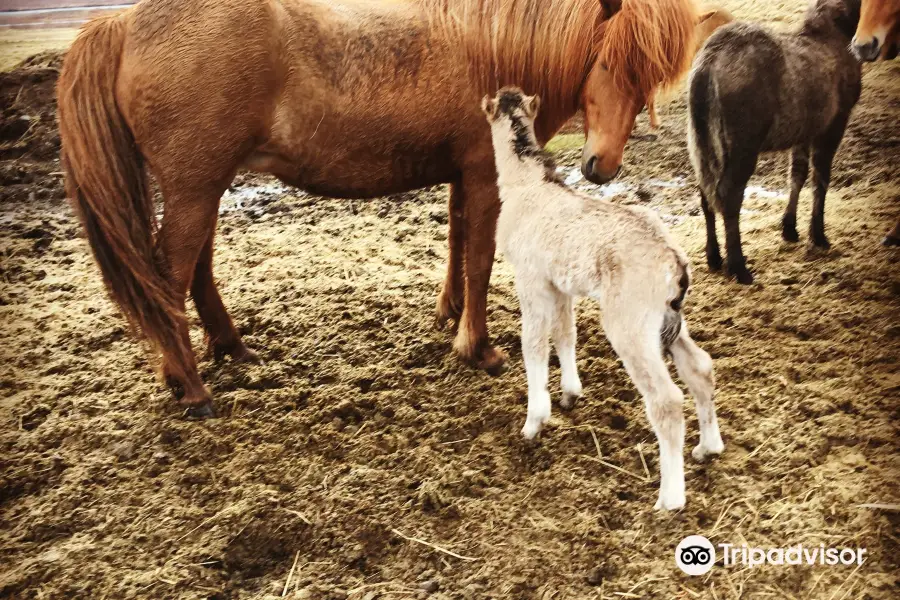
[57,0,697,415]
[852,0,900,245]
[852,0,900,60]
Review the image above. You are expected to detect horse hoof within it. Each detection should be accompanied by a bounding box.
[781,228,799,243]
[184,401,216,419]
[211,341,261,365]
[811,237,831,250]
[881,235,899,247]
[478,345,508,376]
[435,292,463,328]
[232,346,262,365]
[706,254,723,271]
[560,392,581,411]
[730,267,754,285]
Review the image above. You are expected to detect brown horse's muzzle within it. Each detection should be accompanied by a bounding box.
[581,147,622,184]
[852,36,882,61]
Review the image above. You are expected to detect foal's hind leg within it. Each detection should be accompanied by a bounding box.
[669,320,723,461]
[600,301,685,510]
[700,190,722,270]
[782,146,809,243]
[191,221,259,364]
[551,293,581,410]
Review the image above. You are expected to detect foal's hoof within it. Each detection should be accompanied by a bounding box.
[559,392,581,411]
[706,252,723,271]
[654,491,686,512]
[881,235,899,247]
[183,401,217,420]
[692,439,725,462]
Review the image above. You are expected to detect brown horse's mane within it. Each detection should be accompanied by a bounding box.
[420,0,697,120]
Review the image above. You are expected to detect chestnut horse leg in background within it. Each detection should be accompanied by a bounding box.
[437,183,466,327]
[191,218,260,363]
[453,163,506,373]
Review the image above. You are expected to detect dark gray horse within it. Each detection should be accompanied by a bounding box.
[688,0,862,284]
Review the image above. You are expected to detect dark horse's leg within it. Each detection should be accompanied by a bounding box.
[454,167,506,374]
[191,219,259,364]
[718,149,759,285]
[700,190,722,270]
[883,221,900,246]
[809,117,849,249]
[782,145,809,242]
[436,182,465,327]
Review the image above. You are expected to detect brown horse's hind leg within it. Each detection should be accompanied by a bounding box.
[453,170,506,374]
[156,186,226,415]
[191,221,260,364]
[436,182,465,327]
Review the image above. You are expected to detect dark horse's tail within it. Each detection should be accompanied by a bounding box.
[57,16,190,370]
[687,62,724,210]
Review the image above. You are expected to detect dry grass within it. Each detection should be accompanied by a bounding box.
[0,28,77,71]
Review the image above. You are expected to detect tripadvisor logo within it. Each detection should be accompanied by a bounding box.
[675,535,716,575]
[675,536,868,576]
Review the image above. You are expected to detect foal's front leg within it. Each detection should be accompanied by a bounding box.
[551,292,582,410]
[517,280,553,439]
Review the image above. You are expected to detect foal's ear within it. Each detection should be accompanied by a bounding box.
[697,9,718,24]
[599,0,622,18]
[523,95,541,120]
[481,95,499,120]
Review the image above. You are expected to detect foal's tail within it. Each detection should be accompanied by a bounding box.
[661,258,689,350]
[57,16,189,366]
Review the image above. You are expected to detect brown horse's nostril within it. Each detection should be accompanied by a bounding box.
[852,37,881,61]
[583,155,598,179]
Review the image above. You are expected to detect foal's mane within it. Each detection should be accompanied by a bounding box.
[420,0,697,121]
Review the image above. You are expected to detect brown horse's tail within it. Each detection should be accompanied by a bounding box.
[57,16,189,368]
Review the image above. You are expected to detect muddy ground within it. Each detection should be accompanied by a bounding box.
[1,1,898,598]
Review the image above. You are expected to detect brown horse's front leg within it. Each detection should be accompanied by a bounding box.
[453,169,506,374]
[436,182,465,327]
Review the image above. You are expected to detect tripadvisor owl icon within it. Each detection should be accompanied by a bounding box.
[676,535,716,575]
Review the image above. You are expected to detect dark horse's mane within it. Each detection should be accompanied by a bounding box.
[420,0,698,123]
[800,0,861,38]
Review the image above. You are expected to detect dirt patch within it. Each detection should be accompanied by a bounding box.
[1,4,899,599]
[0,51,66,205]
